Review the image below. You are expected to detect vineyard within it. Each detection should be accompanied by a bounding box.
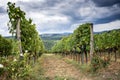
[0,1,120,80]
[52,23,120,63]
[0,2,45,80]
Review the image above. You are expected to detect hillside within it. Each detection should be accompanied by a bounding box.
[40,33,71,40]
[40,33,71,51]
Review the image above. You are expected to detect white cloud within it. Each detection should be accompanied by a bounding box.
[28,12,69,24]
[26,12,70,34]
[94,20,120,32]
[0,0,18,7]
[70,23,82,32]
[21,0,44,2]
[39,29,71,34]
[92,6,120,19]
[0,29,11,36]
[78,3,120,21]
[79,7,92,17]
[0,14,11,36]
[69,20,120,33]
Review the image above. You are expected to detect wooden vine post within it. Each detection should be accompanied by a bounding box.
[16,18,23,59]
[90,23,94,62]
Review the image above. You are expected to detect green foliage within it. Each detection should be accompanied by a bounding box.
[91,55,109,72]
[54,76,67,80]
[0,2,45,79]
[28,56,45,80]
[64,57,91,73]
[7,2,25,35]
[41,34,63,40]
[0,56,31,80]
[41,33,71,51]
[52,37,67,53]
[74,23,90,47]
[43,40,57,51]
[94,29,120,52]
[52,23,91,53]
[11,40,19,55]
[0,35,13,56]
[7,2,45,55]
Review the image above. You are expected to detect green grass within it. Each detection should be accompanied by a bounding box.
[53,76,76,80]
[28,54,77,80]
[63,58,91,74]
[28,55,46,80]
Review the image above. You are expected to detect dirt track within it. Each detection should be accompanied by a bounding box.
[42,54,91,80]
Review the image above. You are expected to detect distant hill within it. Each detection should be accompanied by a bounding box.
[40,33,71,40]
[40,33,72,51]
[4,36,15,39]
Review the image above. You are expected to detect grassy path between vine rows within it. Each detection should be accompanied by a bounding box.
[38,54,92,80]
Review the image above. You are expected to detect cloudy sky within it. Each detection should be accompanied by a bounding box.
[0,0,120,36]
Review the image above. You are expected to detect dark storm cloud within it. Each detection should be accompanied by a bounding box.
[94,13,120,24]
[16,0,78,27]
[92,0,120,7]
[16,0,120,32]
[17,0,65,11]
[16,0,120,23]
[0,7,6,14]
[17,0,86,16]
[91,0,120,24]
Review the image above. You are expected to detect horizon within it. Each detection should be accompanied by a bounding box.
[3,28,120,37]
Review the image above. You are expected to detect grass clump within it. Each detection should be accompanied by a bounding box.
[63,58,91,73]
[28,56,45,80]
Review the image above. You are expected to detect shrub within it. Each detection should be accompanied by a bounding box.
[0,35,13,56]
[91,55,110,72]
[0,56,31,80]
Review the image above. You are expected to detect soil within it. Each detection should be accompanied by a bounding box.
[42,54,91,80]
[95,61,120,80]
[41,54,120,80]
